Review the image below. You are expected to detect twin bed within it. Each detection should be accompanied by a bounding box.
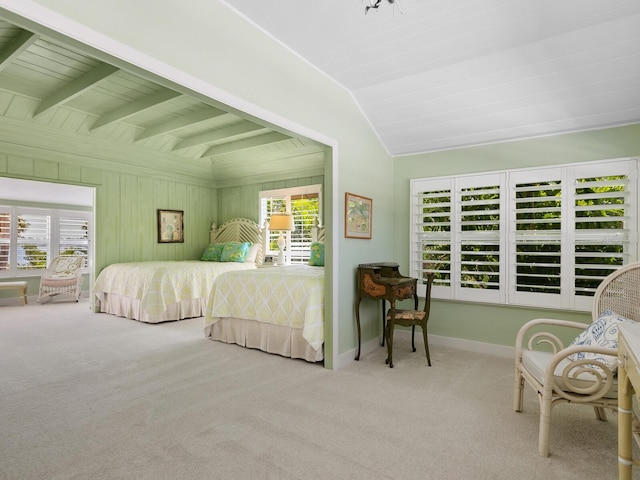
[93,217,325,362]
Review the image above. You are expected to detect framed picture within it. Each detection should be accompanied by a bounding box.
[157,209,184,243]
[345,192,372,239]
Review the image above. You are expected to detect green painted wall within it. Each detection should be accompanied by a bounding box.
[393,124,640,349]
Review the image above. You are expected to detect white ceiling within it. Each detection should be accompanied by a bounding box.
[224,0,640,156]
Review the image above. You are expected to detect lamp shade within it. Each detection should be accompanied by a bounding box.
[269,213,295,231]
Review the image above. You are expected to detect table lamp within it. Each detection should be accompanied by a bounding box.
[269,213,295,266]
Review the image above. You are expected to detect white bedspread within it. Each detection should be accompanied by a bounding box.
[203,265,324,350]
[94,261,256,317]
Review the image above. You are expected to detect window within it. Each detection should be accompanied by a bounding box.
[0,206,91,277]
[410,158,638,311]
[259,185,322,263]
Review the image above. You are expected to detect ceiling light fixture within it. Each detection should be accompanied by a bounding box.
[364,0,403,15]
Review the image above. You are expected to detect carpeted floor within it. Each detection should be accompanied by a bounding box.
[0,299,632,479]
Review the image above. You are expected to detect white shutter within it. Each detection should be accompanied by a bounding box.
[16,211,50,270]
[570,160,636,310]
[455,174,505,303]
[0,209,10,271]
[411,178,453,299]
[290,194,320,264]
[411,157,638,310]
[509,168,564,308]
[59,214,90,258]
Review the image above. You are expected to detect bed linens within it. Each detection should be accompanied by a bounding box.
[203,265,324,353]
[94,261,256,322]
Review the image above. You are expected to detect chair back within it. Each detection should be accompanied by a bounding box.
[423,272,435,315]
[592,262,640,322]
[48,255,85,276]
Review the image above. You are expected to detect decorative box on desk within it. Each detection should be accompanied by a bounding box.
[354,262,417,361]
[618,322,640,480]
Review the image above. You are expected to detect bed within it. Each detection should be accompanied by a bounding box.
[203,221,326,362]
[93,218,266,323]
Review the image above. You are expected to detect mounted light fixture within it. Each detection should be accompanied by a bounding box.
[269,213,295,266]
[364,0,402,15]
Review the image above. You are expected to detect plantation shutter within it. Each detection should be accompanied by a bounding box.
[59,214,90,257]
[259,185,322,263]
[571,160,636,310]
[509,168,563,308]
[16,211,50,270]
[290,193,320,264]
[0,209,10,271]
[411,178,453,298]
[412,157,638,310]
[456,174,505,303]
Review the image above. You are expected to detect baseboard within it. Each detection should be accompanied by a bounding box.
[0,291,89,306]
[336,329,514,369]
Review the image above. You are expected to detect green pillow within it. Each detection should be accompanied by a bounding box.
[200,243,224,261]
[220,242,251,262]
[308,242,324,266]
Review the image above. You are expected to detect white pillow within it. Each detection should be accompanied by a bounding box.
[568,310,635,372]
[244,243,261,263]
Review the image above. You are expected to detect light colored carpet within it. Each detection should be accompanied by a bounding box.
[0,300,631,479]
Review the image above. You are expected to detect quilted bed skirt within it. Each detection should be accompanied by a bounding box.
[205,317,324,363]
[96,293,204,323]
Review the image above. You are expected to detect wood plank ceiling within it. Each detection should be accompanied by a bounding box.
[0,17,326,187]
[224,0,640,156]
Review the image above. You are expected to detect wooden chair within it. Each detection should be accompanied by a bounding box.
[514,262,640,456]
[385,273,435,368]
[37,255,85,303]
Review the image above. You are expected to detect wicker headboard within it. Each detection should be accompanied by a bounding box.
[209,218,266,266]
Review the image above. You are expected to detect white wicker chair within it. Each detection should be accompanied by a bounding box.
[514,262,640,456]
[37,255,85,303]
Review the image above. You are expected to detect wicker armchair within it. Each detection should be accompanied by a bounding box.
[514,262,640,456]
[37,255,85,303]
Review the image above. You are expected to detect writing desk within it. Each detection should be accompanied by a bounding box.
[354,262,417,361]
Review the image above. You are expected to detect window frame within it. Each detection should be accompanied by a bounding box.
[259,184,322,264]
[0,205,92,278]
[410,157,638,311]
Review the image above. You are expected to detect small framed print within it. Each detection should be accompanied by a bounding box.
[345,192,372,239]
[157,209,184,243]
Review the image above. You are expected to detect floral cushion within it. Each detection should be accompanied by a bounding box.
[568,310,636,372]
[220,242,251,263]
[308,242,324,266]
[200,243,224,262]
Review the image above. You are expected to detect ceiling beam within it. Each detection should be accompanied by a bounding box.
[174,121,268,151]
[34,63,119,117]
[90,88,181,131]
[135,107,228,141]
[0,29,38,73]
[201,132,290,157]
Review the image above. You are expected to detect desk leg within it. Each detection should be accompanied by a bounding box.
[411,293,418,352]
[619,364,633,480]
[381,300,386,347]
[355,297,362,361]
[385,301,395,368]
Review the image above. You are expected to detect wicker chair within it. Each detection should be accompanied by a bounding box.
[385,273,435,368]
[514,262,640,456]
[37,255,85,303]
